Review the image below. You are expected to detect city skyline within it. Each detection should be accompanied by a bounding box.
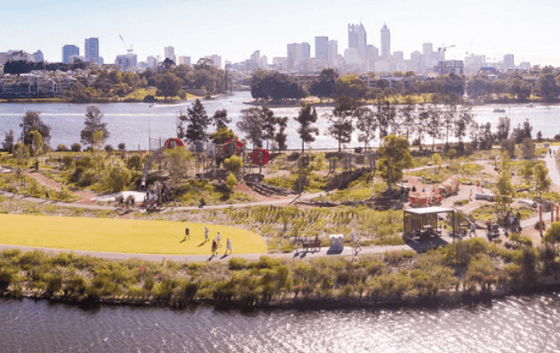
[3,0,560,67]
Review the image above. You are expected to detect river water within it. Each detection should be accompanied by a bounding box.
[1,92,559,150]
[1,293,560,352]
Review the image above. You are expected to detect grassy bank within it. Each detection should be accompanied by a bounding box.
[1,238,557,310]
[0,214,266,255]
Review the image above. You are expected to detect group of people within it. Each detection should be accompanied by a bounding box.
[184,225,232,256]
[144,181,171,211]
[503,210,522,234]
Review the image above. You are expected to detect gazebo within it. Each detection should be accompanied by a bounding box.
[403,206,456,240]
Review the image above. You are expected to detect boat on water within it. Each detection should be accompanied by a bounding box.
[493,108,506,113]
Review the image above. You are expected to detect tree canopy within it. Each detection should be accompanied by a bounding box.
[80,106,109,148]
[294,103,319,153]
[377,135,414,190]
[20,111,51,147]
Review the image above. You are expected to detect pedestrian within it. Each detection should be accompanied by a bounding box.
[470,222,476,237]
[355,235,362,252]
[211,238,217,256]
[15,185,19,197]
[184,224,190,240]
[204,227,209,242]
[226,238,232,255]
[217,231,222,245]
[45,190,50,201]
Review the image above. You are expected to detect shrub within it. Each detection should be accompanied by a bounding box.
[228,257,248,270]
[223,155,243,176]
[56,144,68,152]
[226,173,237,190]
[0,268,15,291]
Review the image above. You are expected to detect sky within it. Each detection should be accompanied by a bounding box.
[2,0,560,68]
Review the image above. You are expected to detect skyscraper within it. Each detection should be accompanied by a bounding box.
[503,54,515,71]
[380,24,390,58]
[164,46,176,63]
[348,23,367,58]
[315,36,329,61]
[287,42,310,68]
[62,45,79,64]
[328,40,338,67]
[84,38,100,64]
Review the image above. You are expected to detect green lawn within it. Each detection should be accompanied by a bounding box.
[0,214,266,255]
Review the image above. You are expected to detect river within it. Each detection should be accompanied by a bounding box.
[1,92,559,151]
[1,293,560,352]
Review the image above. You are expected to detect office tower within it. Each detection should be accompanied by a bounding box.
[206,55,221,69]
[380,24,390,58]
[147,56,158,68]
[348,23,367,58]
[62,45,79,64]
[328,40,338,67]
[250,50,260,62]
[116,53,137,71]
[178,56,191,66]
[393,51,403,62]
[84,38,100,64]
[503,54,515,71]
[315,36,329,61]
[287,42,310,68]
[423,42,433,56]
[164,46,176,63]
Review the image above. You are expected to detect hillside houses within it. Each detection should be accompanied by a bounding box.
[0,70,96,98]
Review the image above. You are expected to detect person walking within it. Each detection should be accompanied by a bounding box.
[204,227,209,242]
[211,238,217,256]
[225,238,232,255]
[470,222,476,237]
[184,224,190,240]
[45,190,50,202]
[217,232,222,246]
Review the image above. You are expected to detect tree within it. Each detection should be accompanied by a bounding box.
[355,107,377,151]
[20,111,51,147]
[334,75,366,100]
[102,161,132,193]
[536,73,560,102]
[377,135,414,190]
[496,116,511,142]
[534,163,551,198]
[275,117,289,151]
[237,107,264,148]
[375,100,397,140]
[522,118,533,140]
[544,222,560,249]
[126,153,142,171]
[309,68,338,102]
[177,99,210,143]
[80,106,109,148]
[71,143,82,152]
[156,73,183,99]
[211,109,231,130]
[494,153,515,211]
[294,103,319,153]
[12,142,30,167]
[162,147,192,181]
[29,130,44,157]
[2,129,14,153]
[226,173,237,190]
[118,143,126,152]
[326,96,358,152]
[521,138,535,160]
[210,127,238,145]
[261,106,276,150]
[251,70,306,101]
[223,155,243,176]
[92,130,106,151]
[425,105,442,150]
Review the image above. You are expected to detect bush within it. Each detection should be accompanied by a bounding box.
[225,258,247,271]
[226,173,237,190]
[223,155,243,176]
[104,145,114,153]
[56,144,68,152]
[71,143,82,152]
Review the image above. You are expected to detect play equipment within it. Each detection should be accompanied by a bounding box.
[140,137,185,190]
[436,176,460,197]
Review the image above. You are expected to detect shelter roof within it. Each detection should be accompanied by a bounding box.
[404,207,454,215]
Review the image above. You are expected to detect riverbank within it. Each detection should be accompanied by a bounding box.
[1,238,557,312]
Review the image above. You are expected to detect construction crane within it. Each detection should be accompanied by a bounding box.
[438,44,456,53]
[119,35,133,53]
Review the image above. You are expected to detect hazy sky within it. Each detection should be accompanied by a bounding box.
[3,0,560,67]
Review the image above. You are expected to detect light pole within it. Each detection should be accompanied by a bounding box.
[148,104,152,151]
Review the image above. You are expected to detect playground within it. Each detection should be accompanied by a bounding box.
[0,214,266,255]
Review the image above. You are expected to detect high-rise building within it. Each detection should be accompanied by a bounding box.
[366,45,379,70]
[178,56,191,66]
[328,40,338,67]
[116,53,137,71]
[315,36,329,61]
[423,43,433,56]
[62,45,79,64]
[250,50,260,62]
[393,51,404,62]
[164,46,176,63]
[503,54,515,71]
[287,42,310,68]
[380,24,390,58]
[348,23,367,58]
[206,55,221,69]
[84,38,100,64]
